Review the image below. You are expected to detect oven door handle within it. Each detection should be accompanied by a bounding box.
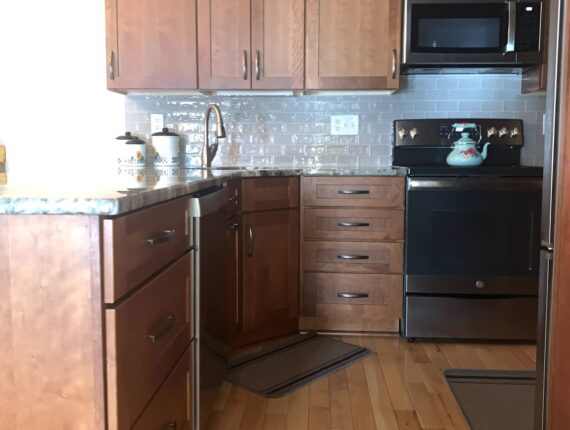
[408,178,543,192]
[505,1,516,53]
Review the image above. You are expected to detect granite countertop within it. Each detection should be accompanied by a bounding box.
[0,166,407,216]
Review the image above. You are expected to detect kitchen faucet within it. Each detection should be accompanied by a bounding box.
[202,103,226,168]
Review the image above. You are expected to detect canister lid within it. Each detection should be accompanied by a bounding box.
[116,132,145,144]
[152,127,179,137]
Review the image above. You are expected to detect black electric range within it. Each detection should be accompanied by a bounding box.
[394,118,543,341]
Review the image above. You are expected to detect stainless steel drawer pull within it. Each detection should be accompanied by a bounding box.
[248,225,254,257]
[255,50,261,80]
[165,421,177,430]
[146,229,176,245]
[337,222,370,227]
[337,254,369,260]
[392,48,397,79]
[338,293,369,299]
[229,223,240,230]
[147,315,176,343]
[108,51,115,80]
[243,50,248,80]
[338,190,370,195]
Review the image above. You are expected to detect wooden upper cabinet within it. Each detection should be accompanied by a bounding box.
[305,0,401,90]
[105,0,197,90]
[251,0,305,89]
[198,0,304,90]
[197,0,251,90]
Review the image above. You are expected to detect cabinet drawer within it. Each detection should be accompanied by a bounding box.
[242,177,300,212]
[132,345,193,430]
[302,177,404,208]
[303,272,402,313]
[106,255,192,430]
[103,196,191,302]
[304,241,403,274]
[304,208,403,241]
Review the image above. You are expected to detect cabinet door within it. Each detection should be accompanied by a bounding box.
[197,0,251,89]
[238,209,300,346]
[305,0,401,90]
[105,0,197,90]
[251,0,305,89]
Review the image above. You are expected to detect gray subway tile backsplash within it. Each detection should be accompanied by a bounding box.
[125,75,547,168]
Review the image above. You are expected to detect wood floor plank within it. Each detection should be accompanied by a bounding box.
[309,377,330,408]
[408,383,444,429]
[417,363,448,395]
[213,381,233,411]
[438,390,470,430]
[263,413,287,430]
[346,360,379,430]
[266,396,289,415]
[329,369,354,430]
[429,393,458,430]
[359,338,399,430]
[395,410,423,430]
[211,386,249,430]
[239,391,267,430]
[285,386,309,430]
[308,406,331,430]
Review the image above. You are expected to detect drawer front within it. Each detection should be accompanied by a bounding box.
[132,345,193,430]
[302,177,404,208]
[304,208,404,241]
[242,177,300,212]
[106,255,192,430]
[103,196,191,302]
[303,272,402,312]
[304,241,403,274]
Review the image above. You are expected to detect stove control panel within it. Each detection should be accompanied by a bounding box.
[394,119,524,147]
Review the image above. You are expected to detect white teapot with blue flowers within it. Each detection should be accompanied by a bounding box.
[446,123,491,167]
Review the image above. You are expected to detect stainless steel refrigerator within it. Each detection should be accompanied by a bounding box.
[535,0,567,428]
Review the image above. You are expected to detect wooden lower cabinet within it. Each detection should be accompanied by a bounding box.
[235,208,300,346]
[132,345,194,430]
[300,176,405,334]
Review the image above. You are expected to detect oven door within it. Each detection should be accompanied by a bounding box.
[403,0,543,66]
[405,177,542,296]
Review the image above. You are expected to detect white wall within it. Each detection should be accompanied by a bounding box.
[0,1,125,181]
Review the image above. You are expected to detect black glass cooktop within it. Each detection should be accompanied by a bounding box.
[404,165,544,178]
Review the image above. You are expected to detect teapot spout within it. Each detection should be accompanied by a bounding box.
[481,142,492,160]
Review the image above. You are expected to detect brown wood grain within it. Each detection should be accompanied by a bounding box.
[302,176,405,208]
[106,254,192,430]
[304,241,403,274]
[305,0,401,90]
[102,196,191,303]
[299,316,399,333]
[242,176,300,213]
[106,0,198,90]
[304,208,404,241]
[0,215,105,429]
[132,344,193,430]
[251,0,305,89]
[235,209,300,346]
[197,0,251,89]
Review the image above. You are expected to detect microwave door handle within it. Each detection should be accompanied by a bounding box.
[506,2,516,53]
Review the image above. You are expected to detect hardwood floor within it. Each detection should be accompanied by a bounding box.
[206,336,537,430]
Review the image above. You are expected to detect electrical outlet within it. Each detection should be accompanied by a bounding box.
[150,114,164,133]
[331,115,359,135]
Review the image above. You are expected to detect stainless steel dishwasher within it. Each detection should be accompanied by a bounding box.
[189,182,239,430]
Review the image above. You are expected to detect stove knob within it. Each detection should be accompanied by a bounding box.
[475,280,485,289]
[498,127,509,138]
[410,128,419,139]
[398,128,407,139]
[487,127,497,138]
[510,127,520,138]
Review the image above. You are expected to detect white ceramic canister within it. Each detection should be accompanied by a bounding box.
[152,128,180,166]
[116,132,147,167]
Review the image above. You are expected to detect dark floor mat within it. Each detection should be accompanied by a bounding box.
[226,332,370,398]
[444,369,536,430]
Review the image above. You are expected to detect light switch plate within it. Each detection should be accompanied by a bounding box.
[331,115,359,135]
[150,114,164,133]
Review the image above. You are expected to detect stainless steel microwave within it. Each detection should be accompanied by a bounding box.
[402,0,544,71]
